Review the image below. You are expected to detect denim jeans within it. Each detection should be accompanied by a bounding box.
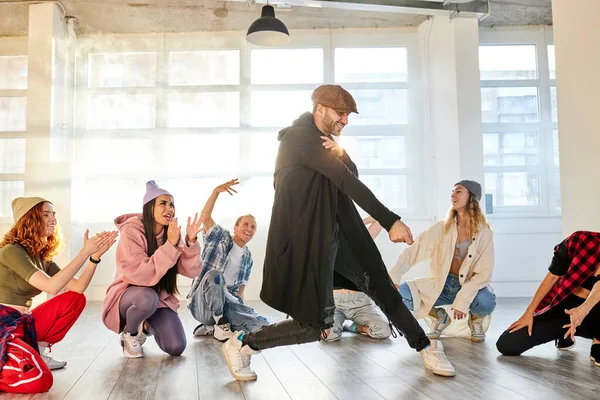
[399,273,496,317]
[187,269,269,334]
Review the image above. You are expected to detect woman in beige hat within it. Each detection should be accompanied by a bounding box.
[0,197,117,394]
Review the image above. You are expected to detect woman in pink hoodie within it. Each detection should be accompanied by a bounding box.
[102,181,203,358]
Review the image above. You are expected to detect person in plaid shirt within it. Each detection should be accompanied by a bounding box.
[187,179,268,341]
[496,231,600,366]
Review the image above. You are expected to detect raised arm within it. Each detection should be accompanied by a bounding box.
[28,230,117,295]
[201,179,239,231]
[290,130,412,243]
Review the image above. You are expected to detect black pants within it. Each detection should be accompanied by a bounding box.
[496,294,600,356]
[244,224,340,351]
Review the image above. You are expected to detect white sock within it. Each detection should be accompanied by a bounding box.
[213,314,224,325]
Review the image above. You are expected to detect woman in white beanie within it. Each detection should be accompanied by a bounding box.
[102,181,203,359]
[391,180,496,343]
[0,197,117,394]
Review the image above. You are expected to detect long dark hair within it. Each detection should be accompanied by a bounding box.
[142,199,179,295]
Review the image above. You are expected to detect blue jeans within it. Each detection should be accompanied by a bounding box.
[399,273,496,317]
[187,269,269,333]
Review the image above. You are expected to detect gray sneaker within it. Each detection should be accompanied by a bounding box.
[193,323,215,336]
[468,313,486,342]
[426,307,451,339]
[41,352,67,370]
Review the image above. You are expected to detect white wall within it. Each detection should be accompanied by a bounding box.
[552,0,600,235]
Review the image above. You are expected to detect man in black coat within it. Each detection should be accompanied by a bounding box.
[222,85,456,380]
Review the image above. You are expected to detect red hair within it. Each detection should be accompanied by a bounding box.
[0,202,63,261]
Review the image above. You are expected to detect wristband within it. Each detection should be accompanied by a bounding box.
[89,256,101,264]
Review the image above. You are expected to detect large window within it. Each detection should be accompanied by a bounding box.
[0,53,27,219]
[73,33,418,224]
[479,37,559,214]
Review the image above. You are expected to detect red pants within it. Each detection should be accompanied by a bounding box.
[0,291,86,394]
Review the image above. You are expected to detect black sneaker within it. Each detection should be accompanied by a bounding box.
[590,343,600,367]
[555,336,575,351]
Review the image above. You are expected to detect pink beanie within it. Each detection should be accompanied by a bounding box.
[143,180,171,206]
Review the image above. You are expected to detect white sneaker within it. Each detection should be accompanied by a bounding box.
[426,307,451,339]
[193,323,215,336]
[468,314,486,342]
[421,339,456,377]
[214,321,234,342]
[137,321,149,346]
[222,331,259,381]
[120,332,143,358]
[40,352,67,370]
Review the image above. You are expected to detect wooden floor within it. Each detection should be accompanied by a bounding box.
[3,298,598,400]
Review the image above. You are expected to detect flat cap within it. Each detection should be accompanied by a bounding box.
[311,85,358,114]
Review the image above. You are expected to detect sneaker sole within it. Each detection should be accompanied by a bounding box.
[221,342,257,381]
[214,332,235,342]
[424,364,456,377]
[426,332,442,339]
[47,363,67,370]
[470,336,486,343]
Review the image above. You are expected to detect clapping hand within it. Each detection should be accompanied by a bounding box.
[167,218,181,247]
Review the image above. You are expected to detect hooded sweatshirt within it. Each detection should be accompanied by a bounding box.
[102,213,202,333]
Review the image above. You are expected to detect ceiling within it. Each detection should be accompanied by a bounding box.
[0,0,553,37]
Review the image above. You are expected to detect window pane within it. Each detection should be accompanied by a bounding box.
[339,136,405,169]
[0,97,27,131]
[251,91,312,127]
[235,177,274,217]
[72,178,142,223]
[88,53,156,88]
[168,92,240,128]
[73,137,154,177]
[87,94,155,129]
[552,172,561,211]
[481,87,539,123]
[248,133,279,174]
[161,134,240,175]
[0,181,24,218]
[548,45,556,80]
[361,175,407,209]
[0,138,25,173]
[0,56,27,89]
[169,51,240,86]
[553,129,560,166]
[551,86,558,122]
[349,89,408,125]
[483,133,538,166]
[479,45,537,80]
[251,49,323,84]
[335,48,407,83]
[484,172,540,207]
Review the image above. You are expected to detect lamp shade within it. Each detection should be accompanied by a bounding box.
[246,5,290,46]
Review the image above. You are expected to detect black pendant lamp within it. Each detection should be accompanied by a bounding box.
[246,4,290,46]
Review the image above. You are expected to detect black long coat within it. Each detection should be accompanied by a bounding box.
[260,112,402,329]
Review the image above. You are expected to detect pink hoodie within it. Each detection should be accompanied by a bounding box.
[102,213,202,333]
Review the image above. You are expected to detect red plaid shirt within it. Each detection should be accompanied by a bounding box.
[535,231,600,316]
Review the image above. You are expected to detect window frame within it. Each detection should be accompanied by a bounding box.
[479,28,559,216]
[73,29,422,222]
[0,38,28,222]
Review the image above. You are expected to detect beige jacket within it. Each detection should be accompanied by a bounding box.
[390,220,494,319]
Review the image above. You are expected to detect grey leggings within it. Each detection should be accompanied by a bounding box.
[118,286,187,356]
